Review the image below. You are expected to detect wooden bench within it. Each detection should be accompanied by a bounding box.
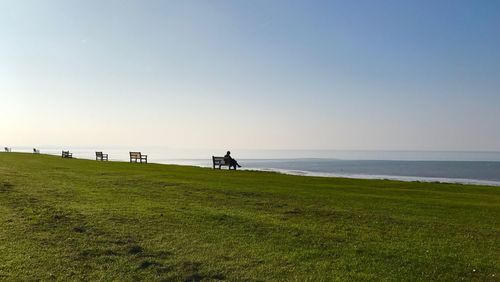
[212,156,230,169]
[130,152,147,163]
[62,150,73,158]
[33,148,40,154]
[95,151,108,161]
[4,147,11,152]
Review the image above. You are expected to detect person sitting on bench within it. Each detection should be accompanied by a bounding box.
[224,151,242,170]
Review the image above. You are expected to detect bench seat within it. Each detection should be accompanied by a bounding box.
[62,151,73,158]
[130,152,147,163]
[95,152,108,161]
[212,156,230,169]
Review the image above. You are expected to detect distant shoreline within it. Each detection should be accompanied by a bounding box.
[245,167,500,187]
[3,151,500,187]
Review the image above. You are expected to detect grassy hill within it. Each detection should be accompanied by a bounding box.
[0,153,498,281]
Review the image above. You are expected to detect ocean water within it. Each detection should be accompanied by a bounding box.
[5,147,500,186]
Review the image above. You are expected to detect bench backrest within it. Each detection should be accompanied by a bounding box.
[213,156,229,165]
[130,152,142,158]
[96,152,103,157]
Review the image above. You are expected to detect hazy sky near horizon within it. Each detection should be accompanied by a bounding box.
[1,0,500,150]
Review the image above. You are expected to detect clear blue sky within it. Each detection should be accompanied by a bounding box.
[1,0,499,150]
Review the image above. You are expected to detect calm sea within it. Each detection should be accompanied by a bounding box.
[6,147,500,186]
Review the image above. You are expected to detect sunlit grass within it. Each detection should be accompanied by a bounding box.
[0,153,498,281]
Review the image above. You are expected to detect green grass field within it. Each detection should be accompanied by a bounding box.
[0,153,498,281]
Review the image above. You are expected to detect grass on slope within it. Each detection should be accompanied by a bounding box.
[0,153,499,281]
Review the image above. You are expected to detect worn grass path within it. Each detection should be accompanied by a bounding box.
[0,153,498,281]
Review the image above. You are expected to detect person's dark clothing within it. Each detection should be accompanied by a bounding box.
[224,153,241,170]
